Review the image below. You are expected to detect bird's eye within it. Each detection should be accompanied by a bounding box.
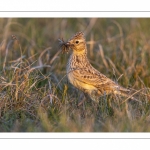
[75,41,79,44]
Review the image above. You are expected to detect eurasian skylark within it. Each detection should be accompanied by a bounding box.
[59,32,135,103]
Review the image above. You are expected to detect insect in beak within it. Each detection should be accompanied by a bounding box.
[66,42,70,46]
[58,39,70,54]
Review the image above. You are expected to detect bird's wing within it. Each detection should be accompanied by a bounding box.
[71,66,129,92]
[71,67,114,88]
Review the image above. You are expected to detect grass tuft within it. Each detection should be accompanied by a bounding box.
[0,18,150,132]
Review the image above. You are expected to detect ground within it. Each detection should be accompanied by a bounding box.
[0,18,150,131]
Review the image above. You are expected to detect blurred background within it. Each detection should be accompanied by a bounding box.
[0,18,150,132]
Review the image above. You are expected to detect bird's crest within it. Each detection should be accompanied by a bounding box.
[69,31,85,41]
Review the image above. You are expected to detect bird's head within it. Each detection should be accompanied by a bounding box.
[66,32,86,54]
[59,31,87,55]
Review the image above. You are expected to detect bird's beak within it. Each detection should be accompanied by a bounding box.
[66,40,74,47]
[66,41,70,46]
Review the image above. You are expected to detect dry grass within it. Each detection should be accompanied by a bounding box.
[0,18,150,132]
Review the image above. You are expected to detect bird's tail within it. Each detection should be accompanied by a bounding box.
[114,86,141,103]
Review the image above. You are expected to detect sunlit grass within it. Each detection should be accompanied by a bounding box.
[0,18,150,132]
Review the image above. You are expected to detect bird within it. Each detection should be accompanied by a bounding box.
[59,31,137,103]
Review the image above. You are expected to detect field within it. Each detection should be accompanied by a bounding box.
[0,18,150,132]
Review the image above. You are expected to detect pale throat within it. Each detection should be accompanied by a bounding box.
[72,47,87,56]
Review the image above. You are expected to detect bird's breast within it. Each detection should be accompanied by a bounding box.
[67,67,97,92]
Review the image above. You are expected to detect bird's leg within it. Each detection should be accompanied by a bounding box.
[77,92,88,107]
[77,92,89,119]
[103,92,109,114]
[90,90,101,103]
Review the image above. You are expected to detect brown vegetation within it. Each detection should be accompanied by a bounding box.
[0,18,150,131]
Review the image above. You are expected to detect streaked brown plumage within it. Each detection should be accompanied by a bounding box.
[59,31,135,103]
